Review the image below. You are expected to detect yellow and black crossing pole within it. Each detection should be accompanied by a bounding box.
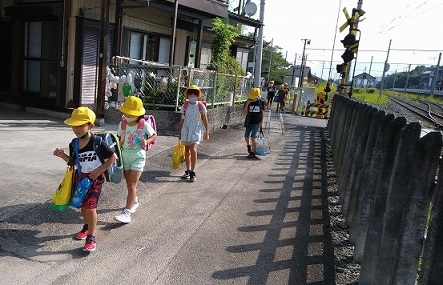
[337,6,364,97]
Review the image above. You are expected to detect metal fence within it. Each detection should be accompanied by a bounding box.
[106,56,252,111]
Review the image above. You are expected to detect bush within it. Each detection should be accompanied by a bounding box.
[367,88,376,93]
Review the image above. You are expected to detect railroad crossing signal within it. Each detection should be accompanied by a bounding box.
[339,7,365,32]
[337,7,365,96]
[341,31,359,63]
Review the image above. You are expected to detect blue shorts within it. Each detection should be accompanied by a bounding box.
[245,123,260,138]
[122,148,146,171]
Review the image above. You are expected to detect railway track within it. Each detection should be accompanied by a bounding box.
[389,97,443,130]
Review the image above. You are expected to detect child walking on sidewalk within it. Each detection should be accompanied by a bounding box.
[243,87,265,158]
[53,107,117,252]
[178,85,210,182]
[114,96,157,223]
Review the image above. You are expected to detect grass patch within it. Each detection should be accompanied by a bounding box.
[352,89,443,107]
[351,89,390,108]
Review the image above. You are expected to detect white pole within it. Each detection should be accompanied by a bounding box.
[254,0,265,88]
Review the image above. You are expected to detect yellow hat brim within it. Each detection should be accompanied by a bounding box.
[64,118,92,126]
[119,105,145,117]
[184,89,203,99]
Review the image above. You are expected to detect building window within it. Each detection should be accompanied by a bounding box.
[200,46,212,70]
[123,30,170,64]
[23,21,58,97]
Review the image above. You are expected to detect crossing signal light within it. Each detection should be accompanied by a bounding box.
[340,30,359,63]
[341,34,357,47]
[336,64,347,74]
[341,49,354,63]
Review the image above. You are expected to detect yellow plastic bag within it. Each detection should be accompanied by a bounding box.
[172,140,185,170]
[52,168,74,211]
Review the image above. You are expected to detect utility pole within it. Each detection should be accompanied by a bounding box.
[328,0,343,82]
[96,0,110,125]
[321,61,325,80]
[291,53,297,86]
[253,0,265,88]
[430,53,442,96]
[378,39,392,102]
[366,56,373,90]
[404,64,411,91]
[267,38,273,84]
[298,39,310,90]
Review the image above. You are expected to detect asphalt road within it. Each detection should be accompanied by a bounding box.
[0,106,333,285]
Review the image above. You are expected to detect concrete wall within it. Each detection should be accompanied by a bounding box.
[104,104,245,134]
[327,95,443,285]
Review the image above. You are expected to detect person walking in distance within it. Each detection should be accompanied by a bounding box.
[266,80,276,110]
[53,107,117,251]
[114,96,157,223]
[179,85,210,182]
[275,84,286,113]
[243,87,265,158]
[324,82,331,102]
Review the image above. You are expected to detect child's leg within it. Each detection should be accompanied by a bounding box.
[250,137,257,153]
[124,169,142,209]
[184,145,191,170]
[189,143,198,171]
[81,208,97,236]
[79,177,102,238]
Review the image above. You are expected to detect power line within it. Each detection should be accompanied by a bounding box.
[306,47,443,52]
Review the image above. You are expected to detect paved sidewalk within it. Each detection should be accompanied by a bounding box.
[0,107,333,284]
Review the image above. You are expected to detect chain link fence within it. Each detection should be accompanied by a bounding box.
[106,56,253,111]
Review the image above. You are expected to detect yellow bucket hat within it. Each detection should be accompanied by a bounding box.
[119,96,146,117]
[248,87,261,100]
[184,85,203,99]
[64,107,96,126]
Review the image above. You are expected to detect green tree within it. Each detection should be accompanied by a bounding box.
[250,39,291,85]
[208,18,244,75]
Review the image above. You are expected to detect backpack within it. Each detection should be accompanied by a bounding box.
[182,100,206,113]
[72,133,123,184]
[120,115,157,151]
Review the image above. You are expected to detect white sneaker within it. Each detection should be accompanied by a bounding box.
[129,197,139,213]
[114,209,132,223]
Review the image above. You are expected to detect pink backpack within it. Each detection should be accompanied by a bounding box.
[182,100,206,113]
[120,115,157,151]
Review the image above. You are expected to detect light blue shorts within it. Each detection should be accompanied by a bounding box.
[122,148,146,171]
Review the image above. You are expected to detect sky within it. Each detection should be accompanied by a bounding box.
[230,0,443,81]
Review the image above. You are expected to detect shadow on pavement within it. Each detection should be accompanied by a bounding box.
[211,125,335,284]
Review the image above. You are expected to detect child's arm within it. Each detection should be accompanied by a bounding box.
[89,153,117,180]
[178,116,184,140]
[201,113,210,142]
[53,148,70,162]
[243,100,250,114]
[142,133,157,148]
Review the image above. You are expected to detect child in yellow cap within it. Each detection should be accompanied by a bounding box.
[114,96,157,223]
[178,85,210,182]
[243,87,265,158]
[53,107,117,252]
